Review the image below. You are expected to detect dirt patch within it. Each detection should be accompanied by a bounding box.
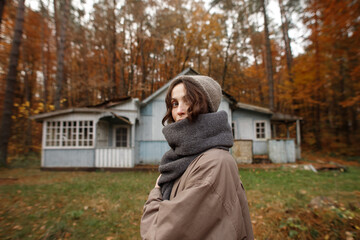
[301,151,360,167]
[237,151,360,171]
[0,178,19,185]
[251,203,360,239]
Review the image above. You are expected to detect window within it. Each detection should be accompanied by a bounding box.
[255,121,266,139]
[62,121,77,147]
[231,121,236,138]
[45,120,94,147]
[114,126,129,147]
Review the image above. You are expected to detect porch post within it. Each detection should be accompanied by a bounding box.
[41,121,46,167]
[286,123,290,139]
[296,119,301,159]
[131,123,136,167]
[271,123,276,138]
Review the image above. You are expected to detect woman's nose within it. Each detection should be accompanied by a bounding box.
[177,102,187,114]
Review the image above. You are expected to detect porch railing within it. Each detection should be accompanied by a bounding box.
[95,148,133,168]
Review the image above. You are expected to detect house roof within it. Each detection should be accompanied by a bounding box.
[141,67,200,106]
[235,102,273,115]
[29,108,109,121]
[86,96,132,108]
[234,102,302,121]
[271,112,303,122]
[30,107,138,122]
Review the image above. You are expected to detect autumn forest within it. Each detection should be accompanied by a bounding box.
[0,0,359,166]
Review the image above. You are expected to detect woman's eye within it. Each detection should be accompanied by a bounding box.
[171,101,178,107]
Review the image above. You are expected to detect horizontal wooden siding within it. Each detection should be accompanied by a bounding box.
[137,141,169,164]
[43,149,95,167]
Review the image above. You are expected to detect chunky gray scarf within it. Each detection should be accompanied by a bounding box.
[158,111,234,200]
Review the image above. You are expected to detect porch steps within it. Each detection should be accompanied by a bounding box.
[253,155,271,164]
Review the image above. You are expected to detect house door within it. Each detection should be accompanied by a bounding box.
[96,121,109,147]
[114,126,130,147]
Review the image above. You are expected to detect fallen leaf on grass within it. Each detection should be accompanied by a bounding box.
[345,231,354,240]
[299,189,307,195]
[13,225,23,230]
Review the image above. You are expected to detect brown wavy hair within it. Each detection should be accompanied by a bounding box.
[162,76,210,125]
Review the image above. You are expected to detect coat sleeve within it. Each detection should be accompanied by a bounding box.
[140,160,241,240]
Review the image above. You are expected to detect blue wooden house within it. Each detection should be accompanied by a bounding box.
[31,68,301,169]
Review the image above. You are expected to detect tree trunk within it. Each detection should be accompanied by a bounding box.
[54,0,69,109]
[0,0,25,167]
[0,0,5,33]
[111,0,117,98]
[240,0,264,105]
[279,0,293,83]
[23,67,33,153]
[261,0,275,111]
[313,1,322,150]
[181,48,191,71]
[139,21,147,100]
[128,32,135,96]
[40,0,49,109]
[197,48,201,73]
[339,58,350,146]
[221,36,231,89]
[120,16,127,96]
[207,55,211,76]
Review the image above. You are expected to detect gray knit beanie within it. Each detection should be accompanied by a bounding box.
[171,75,222,112]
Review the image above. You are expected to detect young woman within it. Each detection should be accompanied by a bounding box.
[141,75,253,240]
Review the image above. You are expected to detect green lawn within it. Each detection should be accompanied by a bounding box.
[1,165,359,239]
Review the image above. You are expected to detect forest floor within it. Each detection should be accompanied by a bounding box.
[0,151,359,239]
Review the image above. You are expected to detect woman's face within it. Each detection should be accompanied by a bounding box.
[171,83,190,122]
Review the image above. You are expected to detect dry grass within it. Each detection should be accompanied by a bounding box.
[1,152,359,239]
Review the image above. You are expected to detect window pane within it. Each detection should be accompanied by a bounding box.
[115,127,128,147]
[256,122,266,139]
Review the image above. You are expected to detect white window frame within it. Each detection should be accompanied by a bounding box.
[44,120,94,148]
[113,125,130,148]
[254,120,266,140]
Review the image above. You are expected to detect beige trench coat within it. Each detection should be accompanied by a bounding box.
[141,149,254,240]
